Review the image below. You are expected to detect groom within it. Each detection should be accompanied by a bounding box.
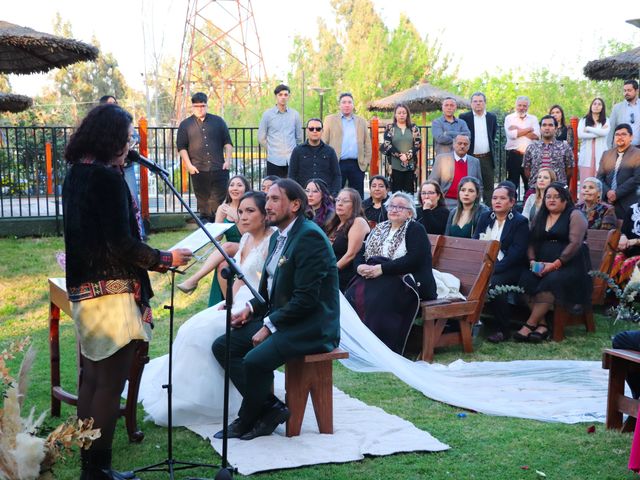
[212,178,340,440]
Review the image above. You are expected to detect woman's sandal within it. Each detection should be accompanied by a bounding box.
[528,324,550,343]
[513,323,537,342]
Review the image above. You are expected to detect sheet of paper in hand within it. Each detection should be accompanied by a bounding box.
[170,222,234,272]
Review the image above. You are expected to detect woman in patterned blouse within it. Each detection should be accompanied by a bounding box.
[575,177,617,230]
[380,103,421,194]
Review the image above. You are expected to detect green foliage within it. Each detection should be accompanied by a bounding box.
[1,232,639,479]
[287,0,459,123]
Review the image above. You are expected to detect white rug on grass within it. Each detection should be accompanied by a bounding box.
[186,372,449,475]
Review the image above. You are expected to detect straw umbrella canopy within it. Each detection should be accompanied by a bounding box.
[0,92,32,112]
[583,46,640,81]
[0,20,98,75]
[367,82,471,115]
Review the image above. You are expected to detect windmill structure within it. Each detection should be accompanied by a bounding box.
[173,0,267,123]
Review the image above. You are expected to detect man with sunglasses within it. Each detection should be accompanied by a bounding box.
[608,80,640,148]
[289,118,341,196]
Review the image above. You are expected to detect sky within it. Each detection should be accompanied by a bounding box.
[3,0,640,98]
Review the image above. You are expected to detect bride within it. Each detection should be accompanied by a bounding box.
[138,191,273,426]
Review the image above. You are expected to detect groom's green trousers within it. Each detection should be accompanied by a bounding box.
[212,319,287,425]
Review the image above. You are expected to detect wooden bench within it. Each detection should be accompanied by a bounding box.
[551,228,620,341]
[419,236,500,362]
[602,348,640,432]
[284,348,349,437]
[48,278,149,442]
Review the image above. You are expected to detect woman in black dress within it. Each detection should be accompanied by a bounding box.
[325,188,370,291]
[362,175,390,228]
[416,180,449,234]
[515,182,592,342]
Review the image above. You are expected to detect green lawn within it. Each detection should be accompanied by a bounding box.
[0,230,638,480]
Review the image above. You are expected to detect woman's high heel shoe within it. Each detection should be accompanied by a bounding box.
[528,324,550,343]
[177,281,198,295]
[513,323,536,342]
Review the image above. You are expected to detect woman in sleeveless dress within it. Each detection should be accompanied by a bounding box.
[138,191,273,426]
[176,175,250,306]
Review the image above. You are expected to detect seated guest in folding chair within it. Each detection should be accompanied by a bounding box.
[473,181,530,343]
[346,191,437,354]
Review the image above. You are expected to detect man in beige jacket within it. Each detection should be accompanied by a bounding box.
[322,92,372,198]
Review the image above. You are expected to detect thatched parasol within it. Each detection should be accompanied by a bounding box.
[583,46,640,81]
[0,20,98,75]
[368,82,471,113]
[0,92,32,112]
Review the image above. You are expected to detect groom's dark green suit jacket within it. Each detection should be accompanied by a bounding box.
[249,216,340,357]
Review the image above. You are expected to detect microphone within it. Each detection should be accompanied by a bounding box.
[127,150,170,176]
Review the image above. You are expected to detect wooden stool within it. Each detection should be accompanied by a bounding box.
[284,348,349,437]
[48,278,149,443]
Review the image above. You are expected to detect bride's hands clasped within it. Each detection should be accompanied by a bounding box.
[231,306,251,328]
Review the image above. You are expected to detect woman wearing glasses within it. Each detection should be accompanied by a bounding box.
[325,188,370,291]
[515,182,591,343]
[304,178,335,230]
[417,180,449,234]
[346,191,437,354]
[380,103,421,194]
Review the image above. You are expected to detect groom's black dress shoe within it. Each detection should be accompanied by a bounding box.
[213,417,252,440]
[239,403,290,440]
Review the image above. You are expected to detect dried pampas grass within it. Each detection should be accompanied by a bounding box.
[0,338,100,480]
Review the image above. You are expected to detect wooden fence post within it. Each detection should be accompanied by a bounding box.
[138,118,149,221]
[370,117,379,176]
[570,116,578,201]
[45,142,53,195]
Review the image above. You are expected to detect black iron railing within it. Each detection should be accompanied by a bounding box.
[0,124,508,222]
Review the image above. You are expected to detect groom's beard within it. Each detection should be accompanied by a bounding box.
[267,212,296,229]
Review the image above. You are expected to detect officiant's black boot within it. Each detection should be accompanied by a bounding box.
[83,449,139,480]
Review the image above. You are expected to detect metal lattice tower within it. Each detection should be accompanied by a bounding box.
[173,0,267,124]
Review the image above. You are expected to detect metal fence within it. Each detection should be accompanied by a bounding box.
[0,124,508,222]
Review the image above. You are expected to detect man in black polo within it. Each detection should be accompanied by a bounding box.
[177,92,233,222]
[288,118,341,196]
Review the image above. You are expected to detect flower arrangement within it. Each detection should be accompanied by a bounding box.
[0,338,100,480]
[589,269,640,322]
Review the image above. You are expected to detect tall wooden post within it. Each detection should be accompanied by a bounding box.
[370,117,379,176]
[45,142,53,195]
[138,118,150,221]
[570,116,578,201]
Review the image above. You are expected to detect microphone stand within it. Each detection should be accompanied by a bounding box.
[133,164,265,479]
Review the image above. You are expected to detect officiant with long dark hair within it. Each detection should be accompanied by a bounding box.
[62,103,191,479]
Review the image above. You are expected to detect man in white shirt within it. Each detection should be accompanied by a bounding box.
[460,92,498,205]
[504,96,540,198]
[608,79,640,148]
[258,84,303,177]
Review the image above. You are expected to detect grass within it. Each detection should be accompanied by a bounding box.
[0,230,638,479]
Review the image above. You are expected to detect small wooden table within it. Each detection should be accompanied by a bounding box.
[48,277,148,442]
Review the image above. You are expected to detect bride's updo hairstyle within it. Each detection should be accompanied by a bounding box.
[239,190,267,218]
